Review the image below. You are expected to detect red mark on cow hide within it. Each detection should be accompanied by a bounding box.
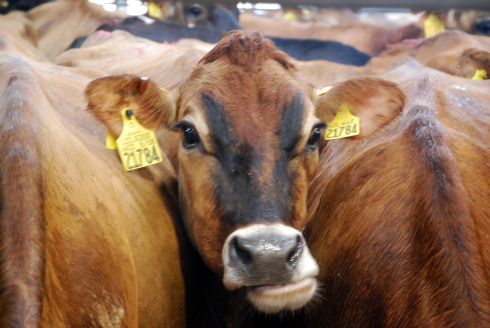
[124,47,144,57]
[106,47,145,63]
[98,30,111,36]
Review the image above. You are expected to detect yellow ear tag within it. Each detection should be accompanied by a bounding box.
[148,2,163,19]
[160,87,169,93]
[424,14,445,38]
[325,103,360,140]
[317,86,333,95]
[472,69,487,80]
[284,10,298,22]
[106,132,118,150]
[115,108,163,171]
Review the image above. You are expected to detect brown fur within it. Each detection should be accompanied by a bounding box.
[0,59,45,327]
[55,30,202,90]
[0,11,48,62]
[298,59,490,327]
[239,12,423,56]
[367,31,490,76]
[0,53,186,327]
[200,31,295,71]
[26,0,127,61]
[455,47,490,78]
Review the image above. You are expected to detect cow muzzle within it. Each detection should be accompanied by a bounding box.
[222,224,319,313]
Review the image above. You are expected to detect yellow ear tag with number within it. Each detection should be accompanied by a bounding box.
[106,132,118,150]
[115,108,163,171]
[424,14,445,38]
[325,103,360,140]
[148,2,163,19]
[472,69,487,80]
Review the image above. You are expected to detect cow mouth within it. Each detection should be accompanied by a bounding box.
[246,277,317,313]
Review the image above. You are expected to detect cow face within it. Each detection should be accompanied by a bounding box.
[85,31,321,313]
[174,31,321,313]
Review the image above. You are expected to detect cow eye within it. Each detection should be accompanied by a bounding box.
[174,122,200,148]
[307,128,321,145]
[188,5,203,16]
[307,124,326,146]
[182,126,200,146]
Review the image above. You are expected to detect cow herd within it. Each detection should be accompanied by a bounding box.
[0,0,490,327]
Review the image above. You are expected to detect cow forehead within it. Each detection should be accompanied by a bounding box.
[179,58,314,142]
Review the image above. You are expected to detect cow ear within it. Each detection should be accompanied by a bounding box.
[314,76,406,139]
[455,47,490,79]
[85,74,177,138]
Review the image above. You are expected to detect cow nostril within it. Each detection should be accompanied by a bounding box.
[234,237,253,265]
[287,235,303,266]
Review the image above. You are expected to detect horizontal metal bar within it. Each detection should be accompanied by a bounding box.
[181,0,490,11]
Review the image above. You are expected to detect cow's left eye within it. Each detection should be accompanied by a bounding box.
[182,126,200,146]
[307,127,322,145]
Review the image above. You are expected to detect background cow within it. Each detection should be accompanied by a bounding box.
[0,52,188,327]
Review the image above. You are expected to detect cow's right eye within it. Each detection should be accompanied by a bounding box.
[182,126,200,146]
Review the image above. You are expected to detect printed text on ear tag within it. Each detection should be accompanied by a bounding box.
[325,103,360,140]
[115,108,163,171]
[106,132,117,150]
[424,14,445,38]
[472,69,487,80]
[148,2,163,19]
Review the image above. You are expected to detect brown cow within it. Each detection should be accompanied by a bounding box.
[239,12,423,56]
[368,30,490,75]
[308,57,490,328]
[231,58,490,327]
[55,30,202,89]
[0,11,48,61]
[308,59,490,327]
[85,30,322,314]
[26,0,127,61]
[291,58,384,87]
[0,53,187,327]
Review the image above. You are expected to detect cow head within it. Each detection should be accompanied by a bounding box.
[85,31,324,313]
